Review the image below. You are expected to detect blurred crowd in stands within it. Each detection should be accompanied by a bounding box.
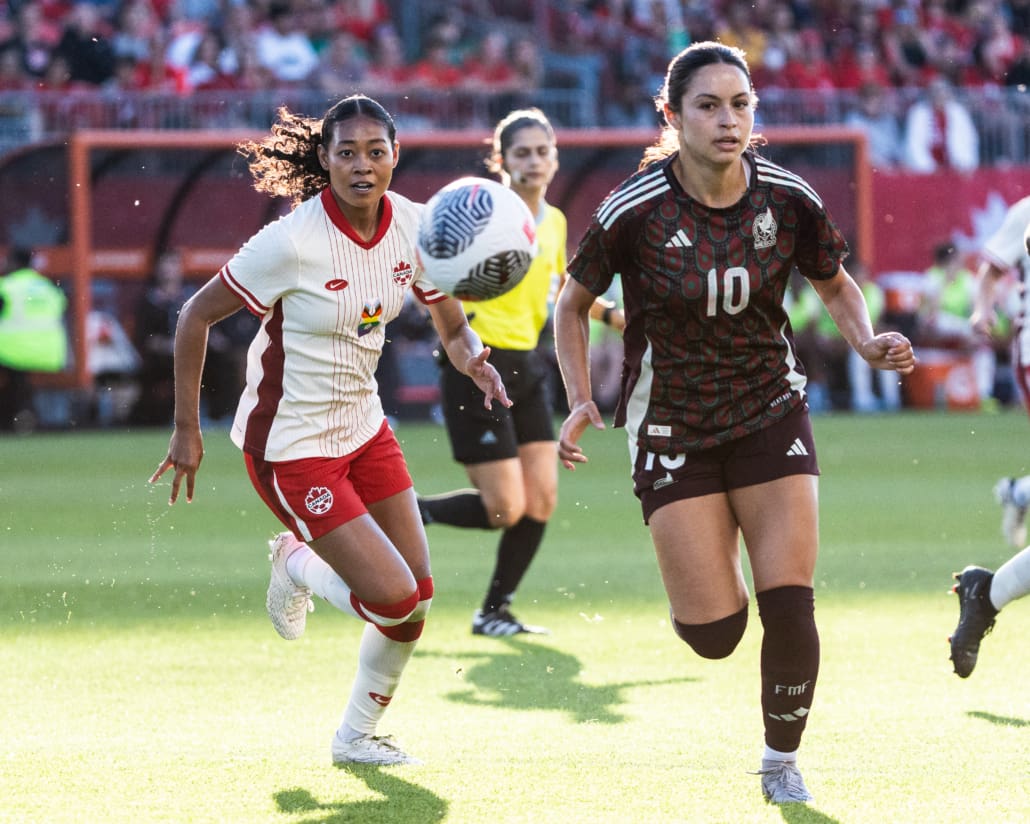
[0,0,1029,130]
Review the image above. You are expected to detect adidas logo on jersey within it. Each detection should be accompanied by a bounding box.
[665,229,693,248]
[786,438,809,457]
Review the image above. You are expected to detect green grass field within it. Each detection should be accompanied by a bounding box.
[2,410,1030,823]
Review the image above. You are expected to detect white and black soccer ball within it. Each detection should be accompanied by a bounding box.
[416,177,537,302]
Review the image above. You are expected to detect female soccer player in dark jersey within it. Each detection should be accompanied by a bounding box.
[149,95,509,767]
[554,42,915,804]
[417,108,624,637]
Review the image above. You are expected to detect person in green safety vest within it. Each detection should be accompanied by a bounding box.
[789,264,900,413]
[0,247,68,431]
[920,241,998,406]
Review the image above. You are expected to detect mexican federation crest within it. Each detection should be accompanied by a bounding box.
[752,208,778,250]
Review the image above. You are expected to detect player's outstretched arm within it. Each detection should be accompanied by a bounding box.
[428,297,512,410]
[811,266,916,375]
[149,277,244,504]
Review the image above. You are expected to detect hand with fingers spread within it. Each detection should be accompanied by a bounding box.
[464,346,512,410]
[149,427,204,504]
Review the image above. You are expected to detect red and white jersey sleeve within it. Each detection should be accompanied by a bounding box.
[981,195,1030,273]
[221,189,446,461]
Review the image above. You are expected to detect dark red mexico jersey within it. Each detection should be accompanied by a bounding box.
[568,150,848,455]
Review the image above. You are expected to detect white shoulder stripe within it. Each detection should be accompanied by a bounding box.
[754,157,823,209]
[597,168,669,229]
[220,265,269,315]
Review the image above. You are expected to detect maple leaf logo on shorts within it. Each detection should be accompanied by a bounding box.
[305,486,333,515]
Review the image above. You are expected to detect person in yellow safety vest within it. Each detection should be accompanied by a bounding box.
[0,247,68,431]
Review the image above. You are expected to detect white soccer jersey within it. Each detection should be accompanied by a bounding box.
[221,189,447,461]
[982,196,1030,275]
[981,195,1030,329]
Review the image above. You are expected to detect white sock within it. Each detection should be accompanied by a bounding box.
[763,745,797,764]
[286,544,361,619]
[340,624,419,736]
[339,588,432,738]
[990,546,1030,610]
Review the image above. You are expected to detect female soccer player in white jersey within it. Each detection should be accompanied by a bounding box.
[553,42,915,803]
[416,108,624,637]
[149,95,510,766]
[949,199,1030,678]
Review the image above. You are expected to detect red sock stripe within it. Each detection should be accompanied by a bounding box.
[417,576,434,600]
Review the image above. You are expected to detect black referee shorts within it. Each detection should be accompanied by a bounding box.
[439,347,555,465]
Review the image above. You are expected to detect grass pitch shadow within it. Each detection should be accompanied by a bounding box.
[428,638,695,724]
[967,710,1030,727]
[274,766,447,823]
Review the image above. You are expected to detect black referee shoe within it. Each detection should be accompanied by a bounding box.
[472,606,549,637]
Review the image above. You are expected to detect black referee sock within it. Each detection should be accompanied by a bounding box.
[482,515,547,613]
[419,489,494,529]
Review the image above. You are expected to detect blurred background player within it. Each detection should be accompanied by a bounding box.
[971,195,1030,546]
[149,94,509,766]
[950,201,1030,678]
[417,108,623,637]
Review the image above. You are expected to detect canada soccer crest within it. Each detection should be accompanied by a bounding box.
[305,486,334,515]
[392,260,414,288]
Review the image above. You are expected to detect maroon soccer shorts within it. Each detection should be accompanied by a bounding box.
[633,404,820,523]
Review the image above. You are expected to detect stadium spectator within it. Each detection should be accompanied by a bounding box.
[0,43,32,89]
[833,42,892,91]
[54,1,116,86]
[312,29,368,97]
[4,0,60,79]
[843,82,905,168]
[974,12,1020,84]
[408,34,463,89]
[360,23,409,94]
[252,0,318,86]
[148,93,509,767]
[417,108,623,638]
[553,41,915,805]
[329,0,392,49]
[184,28,238,91]
[510,35,543,92]
[902,76,980,173]
[881,3,936,86]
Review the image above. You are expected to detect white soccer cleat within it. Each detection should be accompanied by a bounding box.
[266,532,313,640]
[994,477,1028,548]
[755,759,814,804]
[331,732,422,766]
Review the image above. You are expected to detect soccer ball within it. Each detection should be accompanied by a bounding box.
[416,177,537,302]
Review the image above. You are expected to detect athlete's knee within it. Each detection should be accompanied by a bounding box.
[351,588,419,629]
[480,493,525,529]
[376,576,434,642]
[671,605,749,659]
